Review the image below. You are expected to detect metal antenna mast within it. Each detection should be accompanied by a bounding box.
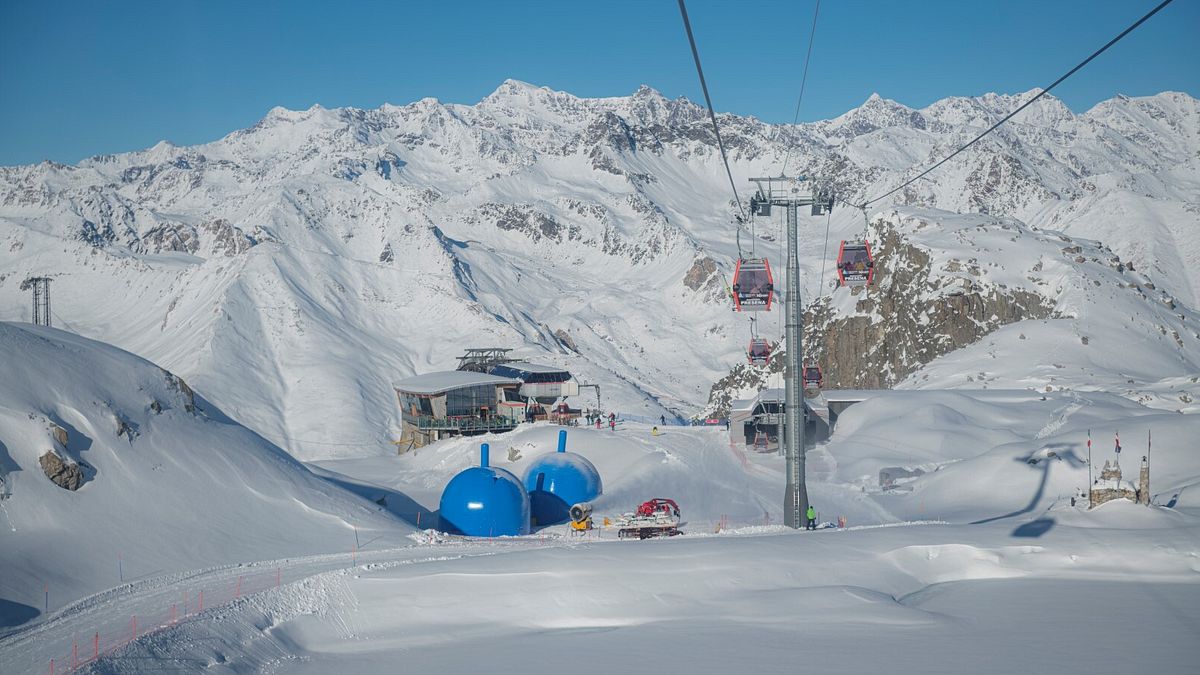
[749,176,834,528]
[20,277,52,327]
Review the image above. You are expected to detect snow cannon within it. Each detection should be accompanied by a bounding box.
[569,502,594,533]
[523,429,602,526]
[569,502,593,523]
[439,442,530,537]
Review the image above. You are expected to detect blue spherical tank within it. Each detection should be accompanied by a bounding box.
[524,430,603,526]
[439,443,530,537]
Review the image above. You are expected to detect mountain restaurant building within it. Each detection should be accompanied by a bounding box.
[395,371,523,450]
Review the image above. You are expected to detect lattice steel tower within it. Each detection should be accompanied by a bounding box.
[20,277,52,327]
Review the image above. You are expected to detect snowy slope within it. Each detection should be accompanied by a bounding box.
[0,83,1196,459]
[314,387,1200,535]
[878,208,1200,409]
[103,521,1199,675]
[11,398,1197,673]
[0,322,412,625]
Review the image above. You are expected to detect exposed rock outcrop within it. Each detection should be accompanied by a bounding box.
[50,423,69,447]
[808,223,1055,390]
[703,216,1057,416]
[161,369,196,413]
[39,451,83,491]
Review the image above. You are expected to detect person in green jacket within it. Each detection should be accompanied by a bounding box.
[806,505,816,530]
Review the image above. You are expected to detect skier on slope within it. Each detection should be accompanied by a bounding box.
[806,505,817,530]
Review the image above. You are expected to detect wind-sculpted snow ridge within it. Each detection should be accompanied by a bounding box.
[0,83,1196,457]
[0,322,412,627]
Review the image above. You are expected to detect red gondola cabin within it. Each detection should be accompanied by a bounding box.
[748,338,771,366]
[732,258,774,311]
[836,241,875,286]
[803,365,823,389]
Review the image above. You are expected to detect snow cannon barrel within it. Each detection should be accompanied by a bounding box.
[438,443,530,537]
[569,502,593,524]
[523,430,602,527]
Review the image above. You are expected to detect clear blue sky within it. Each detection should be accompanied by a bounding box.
[1,0,1196,166]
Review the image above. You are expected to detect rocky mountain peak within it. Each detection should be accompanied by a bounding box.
[1,83,1197,453]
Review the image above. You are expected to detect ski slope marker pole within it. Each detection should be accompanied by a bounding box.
[93,633,99,660]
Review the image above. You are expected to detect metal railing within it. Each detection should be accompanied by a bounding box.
[413,416,518,432]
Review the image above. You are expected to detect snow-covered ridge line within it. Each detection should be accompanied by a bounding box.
[0,82,1196,458]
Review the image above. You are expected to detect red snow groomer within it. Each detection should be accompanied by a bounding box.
[615,498,684,540]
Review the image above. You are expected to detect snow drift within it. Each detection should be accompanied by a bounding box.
[0,322,411,624]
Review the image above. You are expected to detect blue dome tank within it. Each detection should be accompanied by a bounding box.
[523,430,603,526]
[439,443,530,537]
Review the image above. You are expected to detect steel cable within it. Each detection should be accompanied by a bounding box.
[781,0,822,177]
[677,0,746,220]
[856,0,1176,208]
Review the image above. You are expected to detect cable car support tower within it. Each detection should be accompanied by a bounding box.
[749,175,833,529]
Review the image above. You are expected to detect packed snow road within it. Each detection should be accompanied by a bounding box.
[24,514,1200,675]
[0,535,568,674]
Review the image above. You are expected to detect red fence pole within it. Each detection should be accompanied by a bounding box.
[93,632,99,660]
[131,615,137,641]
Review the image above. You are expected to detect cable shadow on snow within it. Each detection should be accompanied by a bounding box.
[970,442,1082,531]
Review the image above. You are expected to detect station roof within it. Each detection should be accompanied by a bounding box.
[498,361,570,374]
[395,371,522,396]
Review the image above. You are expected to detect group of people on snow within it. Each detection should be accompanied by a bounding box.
[583,410,617,430]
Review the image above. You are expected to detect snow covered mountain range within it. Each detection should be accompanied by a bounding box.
[0,81,1197,458]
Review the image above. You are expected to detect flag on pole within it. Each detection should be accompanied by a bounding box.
[1115,431,1121,454]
